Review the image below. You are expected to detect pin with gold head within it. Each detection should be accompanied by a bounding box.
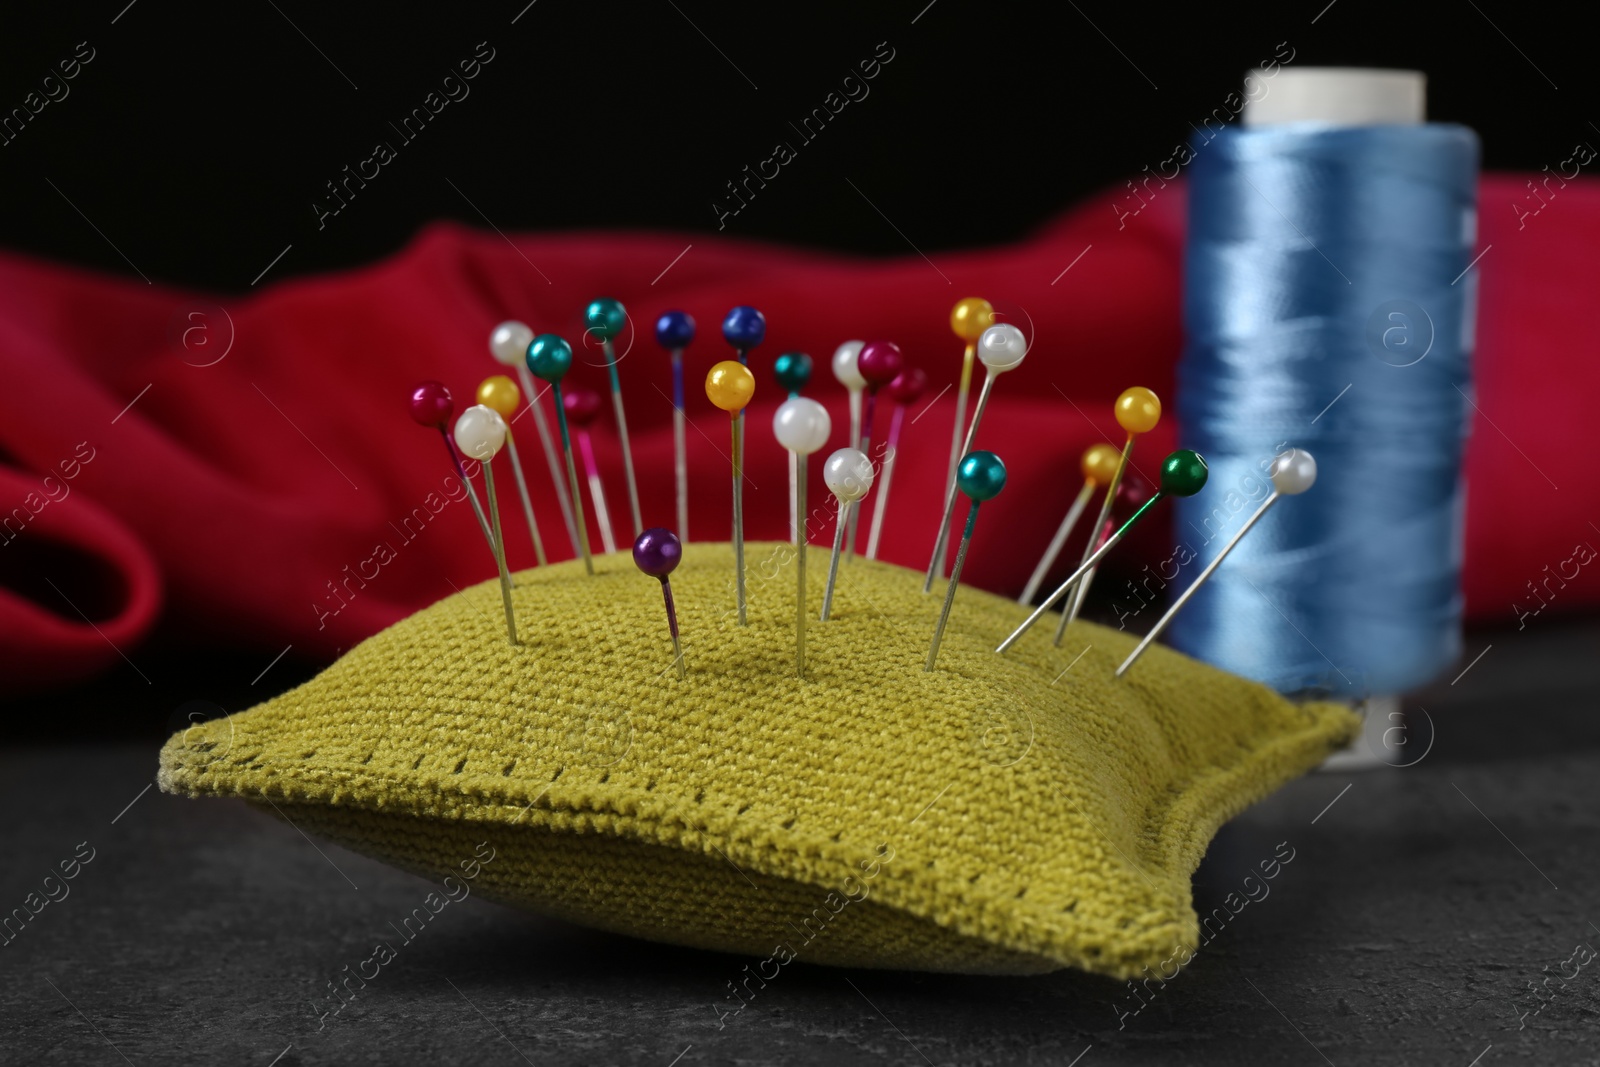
[1019,442,1122,605]
[476,374,547,567]
[706,360,756,625]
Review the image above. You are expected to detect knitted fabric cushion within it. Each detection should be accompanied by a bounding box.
[158,542,1357,978]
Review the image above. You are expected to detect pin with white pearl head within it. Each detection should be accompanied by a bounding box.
[454,404,519,645]
[832,340,866,453]
[1116,448,1317,678]
[476,375,547,567]
[774,396,832,675]
[820,448,873,622]
[585,298,643,537]
[923,322,1027,594]
[491,320,580,559]
[926,451,1006,672]
[1019,443,1122,605]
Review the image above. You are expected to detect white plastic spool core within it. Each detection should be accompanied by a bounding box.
[1243,67,1425,128]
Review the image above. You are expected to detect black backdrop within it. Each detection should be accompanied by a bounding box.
[0,1,1589,289]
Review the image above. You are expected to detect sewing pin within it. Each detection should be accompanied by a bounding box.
[633,527,686,679]
[724,305,765,476]
[1019,443,1121,605]
[942,298,995,527]
[706,360,756,625]
[476,375,547,567]
[832,341,866,452]
[561,385,618,554]
[997,449,1209,653]
[866,366,927,561]
[453,404,519,645]
[773,396,832,676]
[927,450,1007,671]
[774,351,814,544]
[584,298,642,538]
[923,322,1028,593]
[408,381,495,554]
[1117,449,1316,677]
[1055,386,1162,644]
[527,333,594,575]
[491,320,581,558]
[849,340,904,560]
[819,448,874,622]
[655,310,696,544]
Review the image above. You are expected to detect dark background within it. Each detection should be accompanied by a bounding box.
[0,0,1588,291]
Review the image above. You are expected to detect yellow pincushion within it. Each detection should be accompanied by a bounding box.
[158,542,1356,978]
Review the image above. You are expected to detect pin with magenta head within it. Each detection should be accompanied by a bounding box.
[774,396,832,676]
[1020,442,1122,605]
[706,360,756,625]
[774,352,814,543]
[847,340,904,560]
[656,310,696,545]
[476,375,547,567]
[454,404,519,645]
[562,385,618,555]
[491,320,579,559]
[866,365,927,561]
[584,298,642,538]
[1055,386,1162,644]
[408,380,495,554]
[999,449,1208,653]
[832,340,866,452]
[927,450,1006,671]
[924,322,1027,593]
[819,448,874,622]
[1116,448,1316,677]
[527,333,594,575]
[942,298,996,534]
[633,527,686,679]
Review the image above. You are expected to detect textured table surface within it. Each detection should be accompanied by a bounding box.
[3,616,1597,1066]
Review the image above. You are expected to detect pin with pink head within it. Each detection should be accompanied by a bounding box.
[409,381,494,553]
[562,385,618,555]
[865,364,929,561]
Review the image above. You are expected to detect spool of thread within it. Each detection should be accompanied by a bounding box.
[1170,68,1479,698]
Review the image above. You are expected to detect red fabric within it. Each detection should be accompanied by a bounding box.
[2,174,1595,692]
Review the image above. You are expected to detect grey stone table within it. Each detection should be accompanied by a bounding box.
[3,616,1597,1066]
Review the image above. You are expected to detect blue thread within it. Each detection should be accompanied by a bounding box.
[1169,123,1479,696]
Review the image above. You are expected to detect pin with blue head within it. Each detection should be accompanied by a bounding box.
[924,322,1027,594]
[454,404,519,645]
[998,449,1209,654]
[408,380,495,555]
[656,310,697,545]
[1116,448,1316,677]
[527,333,594,575]
[866,366,928,561]
[584,298,642,538]
[633,527,686,679]
[722,305,765,365]
[926,451,1006,671]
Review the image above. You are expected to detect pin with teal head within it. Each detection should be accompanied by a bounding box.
[1116,448,1316,678]
[585,298,642,539]
[656,310,696,544]
[528,333,594,575]
[491,320,580,559]
[926,451,1006,671]
[998,449,1209,653]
